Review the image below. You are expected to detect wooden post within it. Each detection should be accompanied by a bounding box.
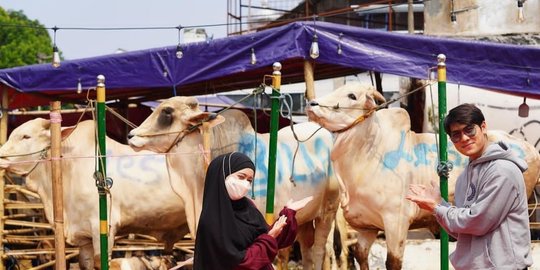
[0,88,7,144]
[50,101,66,270]
[303,60,315,101]
[0,87,8,270]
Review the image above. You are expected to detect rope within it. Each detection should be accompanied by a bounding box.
[105,105,138,129]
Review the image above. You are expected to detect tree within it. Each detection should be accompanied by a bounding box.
[0,7,55,69]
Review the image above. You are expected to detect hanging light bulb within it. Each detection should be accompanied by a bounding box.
[52,45,61,68]
[309,15,320,59]
[450,12,457,26]
[250,48,257,65]
[450,0,457,27]
[175,25,184,59]
[517,0,525,23]
[51,26,60,68]
[518,97,529,117]
[176,44,183,59]
[77,79,82,94]
[310,34,320,59]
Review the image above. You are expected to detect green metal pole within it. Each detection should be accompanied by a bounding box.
[96,75,109,270]
[437,54,449,270]
[265,62,282,224]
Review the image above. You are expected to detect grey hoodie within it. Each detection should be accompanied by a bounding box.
[434,141,532,270]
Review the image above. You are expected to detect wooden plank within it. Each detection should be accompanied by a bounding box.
[5,235,55,241]
[3,228,51,234]
[4,185,40,198]
[4,203,45,209]
[3,248,79,257]
[4,219,52,229]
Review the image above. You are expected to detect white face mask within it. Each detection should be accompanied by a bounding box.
[225,175,251,200]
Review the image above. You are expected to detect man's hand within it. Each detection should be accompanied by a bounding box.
[405,180,442,213]
[286,196,313,211]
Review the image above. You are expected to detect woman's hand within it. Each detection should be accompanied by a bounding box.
[268,215,287,238]
[286,196,313,211]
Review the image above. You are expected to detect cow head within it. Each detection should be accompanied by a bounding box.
[306,82,385,132]
[0,118,75,176]
[0,118,52,175]
[128,96,225,152]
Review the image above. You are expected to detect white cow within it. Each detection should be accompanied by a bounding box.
[0,119,190,270]
[306,82,540,270]
[127,96,340,270]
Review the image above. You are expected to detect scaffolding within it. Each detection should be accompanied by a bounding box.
[227,0,304,35]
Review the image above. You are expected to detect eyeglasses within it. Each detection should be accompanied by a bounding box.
[449,124,477,143]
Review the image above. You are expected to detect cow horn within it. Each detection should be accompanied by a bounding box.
[371,90,386,104]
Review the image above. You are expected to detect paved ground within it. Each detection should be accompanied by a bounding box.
[364,239,540,270]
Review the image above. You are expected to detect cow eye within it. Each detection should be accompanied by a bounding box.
[22,135,30,139]
[348,93,357,100]
[158,107,174,127]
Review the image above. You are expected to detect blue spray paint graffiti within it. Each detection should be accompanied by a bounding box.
[382,131,464,170]
[382,131,527,171]
[238,133,331,198]
[107,149,166,184]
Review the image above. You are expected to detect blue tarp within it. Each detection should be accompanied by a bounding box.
[1,21,539,109]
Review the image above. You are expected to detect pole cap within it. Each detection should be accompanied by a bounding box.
[97,75,105,87]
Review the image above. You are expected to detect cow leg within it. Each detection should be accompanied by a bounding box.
[276,247,291,270]
[92,227,117,270]
[313,214,335,270]
[382,218,407,270]
[78,242,95,270]
[334,208,349,270]
[351,229,377,270]
[297,222,315,270]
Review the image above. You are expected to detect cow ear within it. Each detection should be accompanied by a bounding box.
[188,112,225,128]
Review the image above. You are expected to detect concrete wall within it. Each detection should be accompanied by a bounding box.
[424,0,540,36]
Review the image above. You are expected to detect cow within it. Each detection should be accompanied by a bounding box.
[127,96,340,270]
[0,118,191,270]
[306,82,540,270]
[109,255,174,270]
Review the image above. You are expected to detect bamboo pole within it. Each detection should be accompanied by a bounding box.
[0,87,8,270]
[49,101,66,270]
[303,60,315,101]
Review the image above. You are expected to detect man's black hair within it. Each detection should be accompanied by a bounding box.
[443,103,485,135]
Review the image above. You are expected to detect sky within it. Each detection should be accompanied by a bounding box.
[0,0,229,59]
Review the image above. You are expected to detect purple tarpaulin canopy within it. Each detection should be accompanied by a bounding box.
[1,21,539,109]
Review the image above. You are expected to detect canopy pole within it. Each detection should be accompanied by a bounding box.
[50,101,66,270]
[303,60,315,101]
[96,75,109,270]
[437,54,449,270]
[265,62,282,224]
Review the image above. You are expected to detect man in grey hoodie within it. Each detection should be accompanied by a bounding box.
[406,103,532,270]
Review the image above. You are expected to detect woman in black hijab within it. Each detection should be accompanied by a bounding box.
[193,152,311,270]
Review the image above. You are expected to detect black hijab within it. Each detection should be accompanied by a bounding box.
[193,152,268,270]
